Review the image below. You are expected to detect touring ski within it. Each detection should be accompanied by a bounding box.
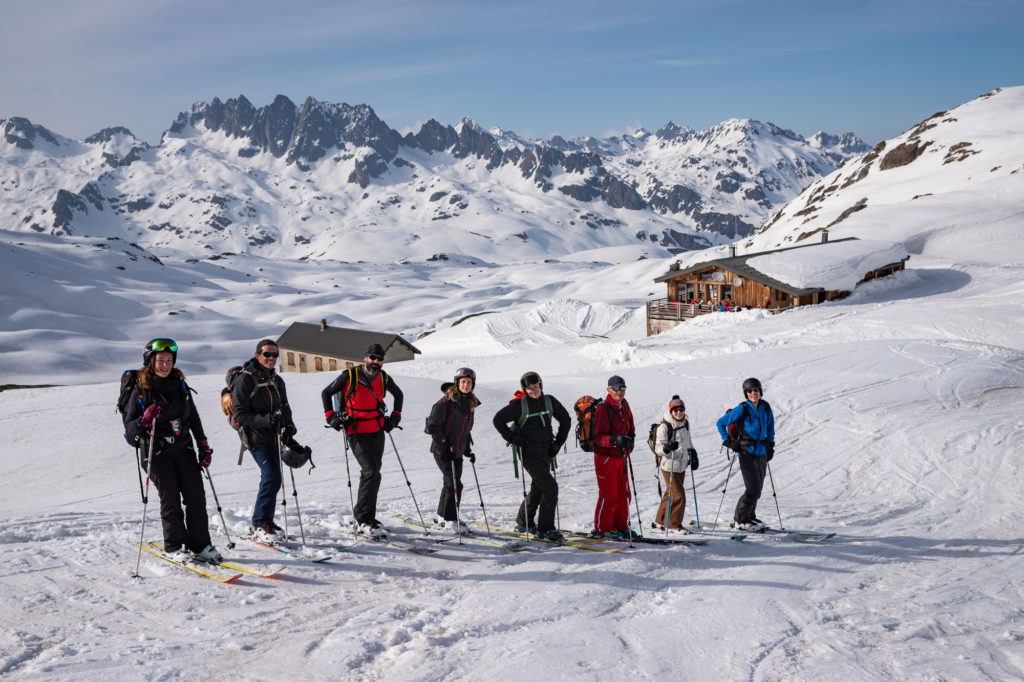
[394,515,529,552]
[473,522,629,553]
[235,535,336,562]
[690,521,835,542]
[138,541,242,583]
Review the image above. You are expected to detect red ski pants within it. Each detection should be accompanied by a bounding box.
[593,454,631,533]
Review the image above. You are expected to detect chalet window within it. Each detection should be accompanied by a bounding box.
[685,283,694,301]
[315,356,323,371]
[287,352,295,367]
[329,359,337,371]
[722,285,732,301]
[708,285,719,300]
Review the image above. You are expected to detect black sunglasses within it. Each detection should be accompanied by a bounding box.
[260,351,280,358]
[366,354,384,361]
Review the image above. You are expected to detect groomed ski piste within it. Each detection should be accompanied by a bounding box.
[3,88,1024,679]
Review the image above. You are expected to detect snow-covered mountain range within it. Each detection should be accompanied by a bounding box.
[1,95,867,261]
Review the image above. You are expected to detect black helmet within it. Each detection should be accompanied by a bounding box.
[742,377,763,397]
[520,371,542,389]
[454,367,476,390]
[143,338,177,367]
[281,442,313,469]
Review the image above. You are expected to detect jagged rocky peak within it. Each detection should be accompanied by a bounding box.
[655,121,693,141]
[166,94,401,165]
[2,116,62,150]
[808,131,871,156]
[84,127,143,144]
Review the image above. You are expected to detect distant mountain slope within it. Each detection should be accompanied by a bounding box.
[739,87,1024,264]
[0,96,865,262]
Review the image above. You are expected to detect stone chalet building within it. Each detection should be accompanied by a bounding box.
[276,320,421,373]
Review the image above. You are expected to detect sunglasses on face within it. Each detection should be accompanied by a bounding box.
[746,388,761,394]
[150,339,177,353]
[260,351,279,358]
[366,354,384,361]
[671,406,685,412]
[609,386,626,392]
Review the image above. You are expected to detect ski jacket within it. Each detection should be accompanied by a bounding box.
[492,393,571,460]
[124,371,206,455]
[320,366,404,435]
[426,387,479,458]
[592,395,635,458]
[230,360,294,447]
[655,410,694,473]
[716,399,774,456]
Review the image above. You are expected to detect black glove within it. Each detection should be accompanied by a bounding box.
[766,442,775,461]
[611,435,634,451]
[665,439,679,452]
[723,439,742,453]
[326,411,348,431]
[383,413,401,432]
[509,434,526,449]
[282,423,297,438]
[268,409,284,430]
[466,450,476,463]
[688,448,699,470]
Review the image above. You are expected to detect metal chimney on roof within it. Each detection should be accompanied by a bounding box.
[729,244,737,257]
[822,229,829,243]
[320,318,327,331]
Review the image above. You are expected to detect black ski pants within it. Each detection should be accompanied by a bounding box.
[516,453,559,532]
[433,453,464,521]
[734,450,768,523]
[350,431,386,524]
[149,445,211,553]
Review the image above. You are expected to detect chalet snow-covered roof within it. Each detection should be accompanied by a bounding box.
[276,322,421,360]
[655,237,909,295]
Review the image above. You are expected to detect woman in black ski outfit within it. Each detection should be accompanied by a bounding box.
[426,368,480,532]
[123,338,221,562]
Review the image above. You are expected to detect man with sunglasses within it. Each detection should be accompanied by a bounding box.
[230,339,297,544]
[492,371,571,541]
[716,377,775,532]
[591,375,637,539]
[321,343,404,539]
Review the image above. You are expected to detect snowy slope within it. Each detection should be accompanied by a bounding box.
[1,87,1024,680]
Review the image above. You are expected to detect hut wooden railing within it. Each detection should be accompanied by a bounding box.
[647,297,790,321]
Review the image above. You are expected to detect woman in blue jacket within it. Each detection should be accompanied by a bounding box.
[716,377,775,531]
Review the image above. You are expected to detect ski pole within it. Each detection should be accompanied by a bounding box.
[655,455,663,498]
[767,460,784,530]
[451,459,463,545]
[552,460,561,532]
[469,458,492,538]
[626,451,644,539]
[289,468,307,545]
[202,466,235,549]
[132,426,157,578]
[690,459,700,529]
[276,431,289,540]
[330,424,358,525]
[711,446,735,530]
[388,431,428,534]
[134,443,147,503]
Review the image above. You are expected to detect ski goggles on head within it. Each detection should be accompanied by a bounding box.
[148,338,178,353]
[455,367,476,380]
[521,372,541,387]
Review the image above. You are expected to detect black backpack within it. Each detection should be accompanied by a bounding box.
[116,369,141,446]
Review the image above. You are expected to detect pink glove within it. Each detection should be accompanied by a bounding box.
[197,439,213,468]
[141,404,163,430]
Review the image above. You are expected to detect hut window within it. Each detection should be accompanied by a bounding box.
[287,352,295,367]
[329,359,337,371]
[315,356,323,371]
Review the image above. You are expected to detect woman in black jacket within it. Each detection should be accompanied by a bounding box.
[426,368,479,532]
[124,338,220,562]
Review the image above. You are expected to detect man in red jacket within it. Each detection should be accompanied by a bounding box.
[591,375,636,538]
[321,344,404,539]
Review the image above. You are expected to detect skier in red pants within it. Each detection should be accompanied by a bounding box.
[591,375,636,539]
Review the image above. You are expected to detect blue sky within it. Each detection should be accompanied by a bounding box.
[2,0,1022,145]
